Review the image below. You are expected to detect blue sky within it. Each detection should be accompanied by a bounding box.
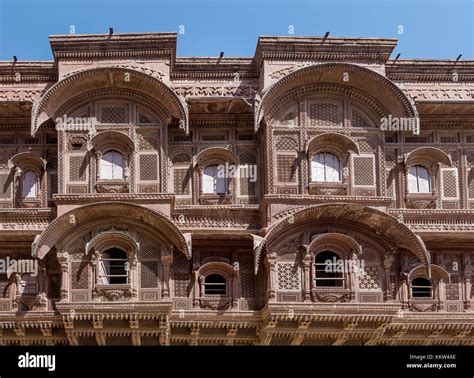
[0,0,473,60]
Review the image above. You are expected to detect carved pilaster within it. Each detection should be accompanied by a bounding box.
[161,245,173,299]
[57,251,69,301]
[266,253,277,302]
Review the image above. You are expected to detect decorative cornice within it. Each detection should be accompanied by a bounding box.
[172,57,257,80]
[387,60,474,82]
[255,36,398,67]
[49,33,176,61]
[0,62,57,83]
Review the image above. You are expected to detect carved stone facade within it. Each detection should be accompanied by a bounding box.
[0,33,472,346]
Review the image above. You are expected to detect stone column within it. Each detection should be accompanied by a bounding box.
[266,253,277,302]
[463,253,471,310]
[383,256,394,301]
[57,251,69,302]
[161,246,173,300]
[301,247,312,302]
[192,264,200,309]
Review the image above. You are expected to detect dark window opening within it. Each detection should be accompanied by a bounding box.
[315,251,344,287]
[204,274,226,295]
[411,277,432,298]
[99,248,128,284]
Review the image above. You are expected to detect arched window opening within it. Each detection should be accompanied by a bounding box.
[99,248,128,284]
[411,277,432,298]
[100,151,124,180]
[315,251,344,287]
[408,165,431,193]
[22,170,38,199]
[204,274,227,295]
[311,152,341,182]
[202,165,227,194]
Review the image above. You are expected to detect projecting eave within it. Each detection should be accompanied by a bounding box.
[254,35,398,66]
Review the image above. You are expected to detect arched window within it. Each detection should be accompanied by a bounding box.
[204,274,227,295]
[311,152,341,182]
[411,277,432,298]
[100,151,124,180]
[408,165,431,193]
[99,248,128,284]
[202,165,226,194]
[314,251,344,287]
[21,170,38,199]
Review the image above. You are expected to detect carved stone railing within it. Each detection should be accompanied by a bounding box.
[389,209,474,232]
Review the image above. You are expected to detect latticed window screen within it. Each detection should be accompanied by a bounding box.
[239,175,256,196]
[0,174,11,199]
[277,154,297,182]
[353,112,369,128]
[138,113,152,124]
[69,156,87,181]
[141,261,159,288]
[446,279,460,300]
[100,107,127,123]
[442,169,458,198]
[277,263,301,290]
[137,132,160,151]
[386,169,394,198]
[280,110,296,126]
[241,272,255,297]
[358,266,381,291]
[139,246,160,259]
[174,272,189,297]
[173,168,190,195]
[71,262,89,289]
[276,136,298,151]
[139,154,158,181]
[309,103,341,127]
[353,156,375,186]
[469,169,474,198]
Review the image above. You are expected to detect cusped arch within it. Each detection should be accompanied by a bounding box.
[89,130,135,153]
[195,147,238,167]
[408,264,450,283]
[308,233,362,257]
[31,66,188,135]
[33,202,191,260]
[256,62,418,131]
[405,147,452,169]
[8,152,47,172]
[307,133,360,155]
[254,203,430,275]
[199,261,238,278]
[85,230,140,256]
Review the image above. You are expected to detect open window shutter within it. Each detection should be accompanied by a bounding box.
[203,166,215,194]
[312,154,325,182]
[99,260,109,285]
[417,167,431,193]
[22,171,37,198]
[111,152,124,179]
[216,175,226,194]
[325,153,340,182]
[407,167,418,193]
[100,154,113,179]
